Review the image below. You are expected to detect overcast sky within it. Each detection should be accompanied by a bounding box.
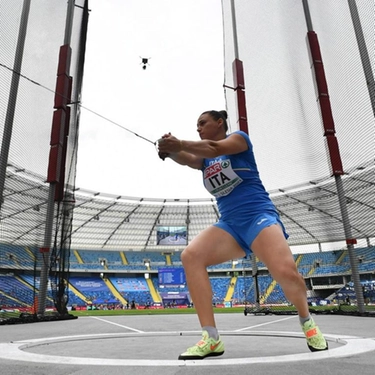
[75,0,225,199]
[75,0,373,203]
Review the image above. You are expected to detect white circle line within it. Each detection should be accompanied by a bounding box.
[0,331,374,367]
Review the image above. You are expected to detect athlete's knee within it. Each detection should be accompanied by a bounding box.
[181,246,198,267]
[181,245,211,269]
[272,262,303,286]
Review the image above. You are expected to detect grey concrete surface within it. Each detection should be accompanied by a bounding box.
[0,312,374,375]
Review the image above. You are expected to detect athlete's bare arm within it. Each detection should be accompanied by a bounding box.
[158,133,248,170]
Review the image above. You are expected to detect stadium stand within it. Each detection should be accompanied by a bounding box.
[1,246,375,313]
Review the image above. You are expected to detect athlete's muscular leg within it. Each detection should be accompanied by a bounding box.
[251,224,310,318]
[181,226,246,328]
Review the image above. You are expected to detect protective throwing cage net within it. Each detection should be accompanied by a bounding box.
[221,0,374,314]
[0,0,374,323]
[0,0,88,322]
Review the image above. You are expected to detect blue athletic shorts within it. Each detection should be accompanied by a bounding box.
[213,211,289,257]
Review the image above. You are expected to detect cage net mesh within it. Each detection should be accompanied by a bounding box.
[221,0,374,314]
[0,0,374,323]
[0,0,88,322]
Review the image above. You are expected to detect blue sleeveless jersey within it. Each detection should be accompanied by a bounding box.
[201,131,277,220]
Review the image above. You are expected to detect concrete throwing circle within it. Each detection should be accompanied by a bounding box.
[0,331,375,367]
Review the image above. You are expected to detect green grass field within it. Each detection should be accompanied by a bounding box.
[0,307,244,321]
[1,304,374,322]
[68,304,375,317]
[69,306,246,317]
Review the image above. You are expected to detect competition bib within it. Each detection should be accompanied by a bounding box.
[203,159,243,197]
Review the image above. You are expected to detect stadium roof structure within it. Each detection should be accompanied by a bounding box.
[1,161,374,252]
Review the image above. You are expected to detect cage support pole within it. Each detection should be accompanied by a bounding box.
[0,0,31,211]
[347,0,375,117]
[229,0,258,308]
[38,0,75,316]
